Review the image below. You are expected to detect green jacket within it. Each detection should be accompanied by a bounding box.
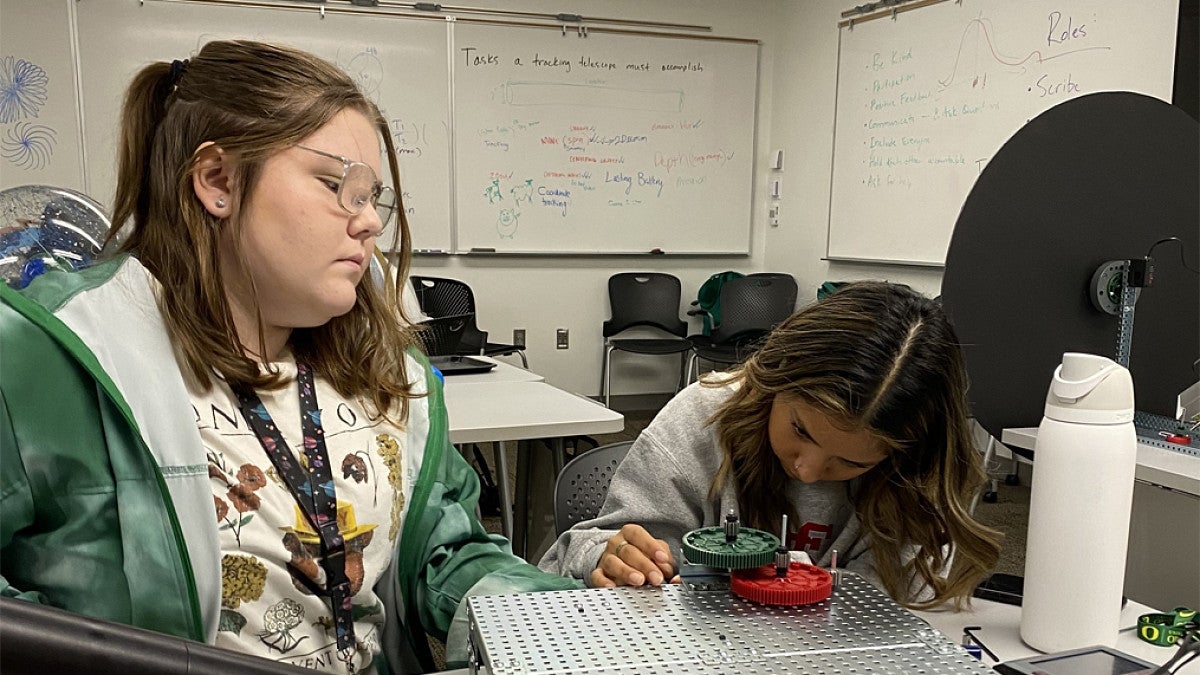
[0,256,578,673]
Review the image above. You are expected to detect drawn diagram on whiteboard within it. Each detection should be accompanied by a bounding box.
[496,208,519,238]
[0,56,49,123]
[338,47,383,97]
[388,117,431,157]
[508,178,534,205]
[1,55,56,171]
[492,80,685,113]
[2,122,57,170]
[937,13,1110,92]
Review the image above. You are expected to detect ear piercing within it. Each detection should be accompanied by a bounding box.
[215,198,227,208]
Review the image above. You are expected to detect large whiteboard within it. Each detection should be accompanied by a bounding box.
[453,24,758,254]
[827,0,1179,266]
[1,0,760,255]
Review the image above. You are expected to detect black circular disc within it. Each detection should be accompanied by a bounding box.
[942,92,1198,438]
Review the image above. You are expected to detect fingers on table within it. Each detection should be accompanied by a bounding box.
[597,525,675,586]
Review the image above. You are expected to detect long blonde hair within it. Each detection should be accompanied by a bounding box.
[708,281,1001,609]
[108,40,419,418]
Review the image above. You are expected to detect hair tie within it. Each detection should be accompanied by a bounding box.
[168,58,190,89]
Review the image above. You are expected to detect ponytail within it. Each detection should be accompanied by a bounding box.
[108,62,174,248]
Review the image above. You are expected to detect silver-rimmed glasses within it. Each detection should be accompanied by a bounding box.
[295,145,397,226]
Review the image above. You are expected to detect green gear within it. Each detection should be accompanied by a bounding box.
[681,526,780,569]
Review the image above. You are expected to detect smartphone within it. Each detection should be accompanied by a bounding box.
[973,573,1023,605]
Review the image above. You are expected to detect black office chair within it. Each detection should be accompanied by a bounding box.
[410,276,528,367]
[414,313,472,356]
[600,272,693,408]
[686,273,798,382]
[553,441,633,535]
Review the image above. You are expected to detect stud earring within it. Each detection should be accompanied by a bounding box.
[215,198,226,208]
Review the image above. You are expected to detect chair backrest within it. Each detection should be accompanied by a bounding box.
[710,273,799,348]
[554,441,633,535]
[410,276,487,352]
[603,273,687,338]
[693,270,745,336]
[416,313,472,356]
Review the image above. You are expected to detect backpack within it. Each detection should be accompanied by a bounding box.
[817,281,850,300]
[690,270,745,336]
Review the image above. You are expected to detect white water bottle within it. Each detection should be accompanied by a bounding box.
[1020,352,1137,653]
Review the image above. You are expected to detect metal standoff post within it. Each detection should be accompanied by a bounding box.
[723,509,740,542]
[830,548,840,587]
[774,514,790,577]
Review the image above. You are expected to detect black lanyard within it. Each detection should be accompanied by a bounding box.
[233,362,356,659]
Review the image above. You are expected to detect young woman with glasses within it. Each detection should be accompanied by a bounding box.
[0,40,576,673]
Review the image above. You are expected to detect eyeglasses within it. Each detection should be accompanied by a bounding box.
[295,145,397,226]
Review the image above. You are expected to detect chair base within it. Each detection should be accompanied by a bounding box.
[685,351,741,384]
[602,342,691,408]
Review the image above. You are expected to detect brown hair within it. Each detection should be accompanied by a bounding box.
[708,281,1001,609]
[108,40,419,418]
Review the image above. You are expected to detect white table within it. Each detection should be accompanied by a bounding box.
[916,598,1181,668]
[439,358,544,544]
[1001,426,1200,610]
[1001,427,1200,497]
[443,376,624,557]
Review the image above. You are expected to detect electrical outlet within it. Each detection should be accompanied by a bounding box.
[556,328,569,349]
[513,328,526,347]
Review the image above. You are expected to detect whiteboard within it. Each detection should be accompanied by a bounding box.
[452,23,758,254]
[0,0,85,193]
[73,0,453,252]
[827,0,1179,265]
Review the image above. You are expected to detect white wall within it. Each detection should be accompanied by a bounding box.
[411,0,947,397]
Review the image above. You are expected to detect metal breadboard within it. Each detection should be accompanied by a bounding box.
[467,572,991,674]
[1135,410,1200,458]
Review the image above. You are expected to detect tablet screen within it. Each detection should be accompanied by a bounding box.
[1032,649,1153,675]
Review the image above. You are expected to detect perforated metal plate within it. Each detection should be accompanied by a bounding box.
[1135,410,1200,458]
[467,572,991,674]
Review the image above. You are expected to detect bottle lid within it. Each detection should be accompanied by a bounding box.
[1044,353,1135,424]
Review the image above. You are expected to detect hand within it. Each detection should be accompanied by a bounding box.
[590,524,679,588]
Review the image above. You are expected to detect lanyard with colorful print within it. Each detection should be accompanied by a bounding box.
[233,362,357,665]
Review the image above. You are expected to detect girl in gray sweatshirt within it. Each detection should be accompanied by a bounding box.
[540,281,1002,609]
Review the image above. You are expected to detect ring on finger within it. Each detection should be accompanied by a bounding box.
[614,540,632,556]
